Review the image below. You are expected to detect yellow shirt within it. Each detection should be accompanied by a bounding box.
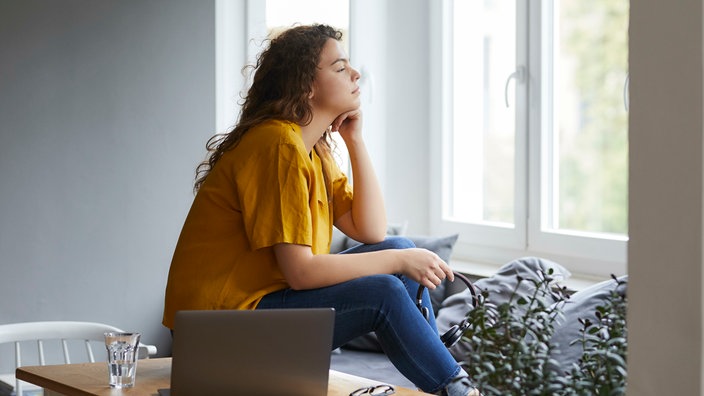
[162,120,353,329]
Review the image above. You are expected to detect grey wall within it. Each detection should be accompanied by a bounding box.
[0,0,217,365]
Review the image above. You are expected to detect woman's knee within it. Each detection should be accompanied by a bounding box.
[355,273,404,290]
[350,274,408,302]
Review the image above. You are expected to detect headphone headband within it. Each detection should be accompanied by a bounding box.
[415,271,478,313]
[416,271,479,349]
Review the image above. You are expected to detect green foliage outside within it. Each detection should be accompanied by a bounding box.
[558,0,629,235]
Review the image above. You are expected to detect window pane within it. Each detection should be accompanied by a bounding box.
[450,1,516,226]
[547,0,629,235]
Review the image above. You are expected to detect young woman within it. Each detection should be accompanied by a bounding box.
[162,24,479,396]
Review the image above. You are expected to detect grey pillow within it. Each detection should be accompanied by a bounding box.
[330,227,349,254]
[548,275,627,371]
[343,234,460,353]
[436,257,571,361]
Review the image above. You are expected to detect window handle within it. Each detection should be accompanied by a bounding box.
[504,66,526,108]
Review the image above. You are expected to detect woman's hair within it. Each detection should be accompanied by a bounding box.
[194,24,343,193]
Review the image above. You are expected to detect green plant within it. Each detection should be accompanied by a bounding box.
[559,275,628,395]
[459,272,627,396]
[460,268,568,395]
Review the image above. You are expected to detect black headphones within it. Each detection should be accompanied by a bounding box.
[416,271,479,348]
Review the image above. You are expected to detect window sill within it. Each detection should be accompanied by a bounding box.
[449,258,606,292]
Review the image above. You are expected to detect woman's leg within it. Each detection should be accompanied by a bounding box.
[338,237,443,333]
[256,236,465,393]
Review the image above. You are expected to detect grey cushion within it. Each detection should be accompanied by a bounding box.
[436,257,571,361]
[548,275,628,371]
[330,227,349,254]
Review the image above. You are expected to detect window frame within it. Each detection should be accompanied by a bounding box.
[430,0,627,278]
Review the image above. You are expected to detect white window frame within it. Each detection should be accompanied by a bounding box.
[430,1,627,279]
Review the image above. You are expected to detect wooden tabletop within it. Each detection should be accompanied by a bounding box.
[16,358,431,396]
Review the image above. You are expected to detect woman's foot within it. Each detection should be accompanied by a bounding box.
[435,377,482,396]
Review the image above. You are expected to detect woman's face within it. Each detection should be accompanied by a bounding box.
[310,38,361,116]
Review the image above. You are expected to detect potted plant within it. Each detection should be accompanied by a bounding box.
[459,270,627,395]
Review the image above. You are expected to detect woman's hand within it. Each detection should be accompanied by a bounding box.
[397,249,455,290]
[331,108,363,142]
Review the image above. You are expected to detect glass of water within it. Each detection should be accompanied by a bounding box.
[104,332,141,388]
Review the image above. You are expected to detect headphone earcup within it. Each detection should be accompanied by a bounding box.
[441,325,460,348]
[441,320,470,348]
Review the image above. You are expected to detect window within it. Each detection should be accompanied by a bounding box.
[431,1,629,277]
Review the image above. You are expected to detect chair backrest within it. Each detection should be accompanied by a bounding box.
[0,321,157,396]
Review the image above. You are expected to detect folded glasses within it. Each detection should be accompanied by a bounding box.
[349,384,395,396]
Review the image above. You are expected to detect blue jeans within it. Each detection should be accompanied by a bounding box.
[256,236,462,393]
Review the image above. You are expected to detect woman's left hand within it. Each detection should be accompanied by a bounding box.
[331,108,363,142]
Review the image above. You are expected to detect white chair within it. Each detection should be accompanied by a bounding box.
[0,321,157,396]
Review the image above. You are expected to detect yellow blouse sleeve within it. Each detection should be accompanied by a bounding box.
[238,140,314,251]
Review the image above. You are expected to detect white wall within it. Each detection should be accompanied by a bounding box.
[0,0,221,367]
[380,0,432,233]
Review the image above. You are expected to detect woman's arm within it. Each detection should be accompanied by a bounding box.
[273,243,454,290]
[332,109,387,243]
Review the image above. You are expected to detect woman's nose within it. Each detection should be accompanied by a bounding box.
[352,67,361,81]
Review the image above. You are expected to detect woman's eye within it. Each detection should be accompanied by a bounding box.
[337,67,346,72]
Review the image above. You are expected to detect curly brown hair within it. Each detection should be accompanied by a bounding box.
[194,24,343,193]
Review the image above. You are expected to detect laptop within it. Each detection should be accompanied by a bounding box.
[163,308,335,396]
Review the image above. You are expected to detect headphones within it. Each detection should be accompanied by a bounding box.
[416,271,479,348]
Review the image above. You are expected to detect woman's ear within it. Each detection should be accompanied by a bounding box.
[308,81,317,100]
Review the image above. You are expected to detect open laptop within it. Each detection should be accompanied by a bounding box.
[163,308,335,396]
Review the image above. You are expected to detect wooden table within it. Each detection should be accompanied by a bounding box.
[16,358,431,395]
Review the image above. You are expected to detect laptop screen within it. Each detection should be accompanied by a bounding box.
[169,308,335,396]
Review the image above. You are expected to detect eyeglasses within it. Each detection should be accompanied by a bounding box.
[349,384,396,396]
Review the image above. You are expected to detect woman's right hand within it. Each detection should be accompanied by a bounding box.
[397,248,455,290]
[332,108,363,143]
